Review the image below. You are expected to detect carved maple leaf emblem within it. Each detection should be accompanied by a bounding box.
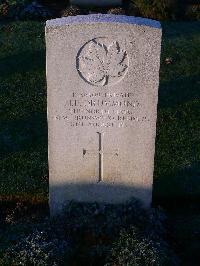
[78,40,128,86]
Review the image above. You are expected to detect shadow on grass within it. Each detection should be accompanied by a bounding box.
[158,74,200,108]
[0,112,47,158]
[162,22,200,39]
[0,50,45,77]
[153,162,200,208]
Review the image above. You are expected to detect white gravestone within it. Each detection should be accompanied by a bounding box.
[46,14,162,215]
[70,0,122,7]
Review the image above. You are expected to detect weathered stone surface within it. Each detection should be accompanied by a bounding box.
[46,14,162,215]
[70,0,122,7]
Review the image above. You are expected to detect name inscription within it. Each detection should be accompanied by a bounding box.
[54,92,149,128]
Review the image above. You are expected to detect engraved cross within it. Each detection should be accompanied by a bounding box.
[83,132,119,182]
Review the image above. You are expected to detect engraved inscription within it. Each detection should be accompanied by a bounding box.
[77,38,128,86]
[53,92,150,128]
[83,132,119,182]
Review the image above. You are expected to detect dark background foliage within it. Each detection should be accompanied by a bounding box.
[0,0,199,20]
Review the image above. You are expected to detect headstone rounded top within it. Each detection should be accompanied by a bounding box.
[46,14,161,29]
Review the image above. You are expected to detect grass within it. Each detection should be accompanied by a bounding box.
[0,22,48,201]
[154,21,200,204]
